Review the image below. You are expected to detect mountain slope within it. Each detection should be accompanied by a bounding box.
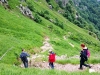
[0,0,100,66]
[73,0,100,39]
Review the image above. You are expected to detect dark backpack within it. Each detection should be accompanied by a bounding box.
[20,53,27,60]
[83,55,87,61]
[81,51,87,61]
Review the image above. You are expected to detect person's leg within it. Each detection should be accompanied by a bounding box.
[49,62,52,68]
[79,60,83,69]
[24,59,28,68]
[83,61,91,68]
[51,62,54,69]
[49,62,54,69]
[22,60,26,68]
[25,60,28,68]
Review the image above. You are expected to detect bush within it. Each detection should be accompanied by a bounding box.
[46,0,50,3]
[54,18,64,29]
[34,14,42,23]
[27,2,35,11]
[69,34,80,42]
[39,10,50,20]
[58,1,64,9]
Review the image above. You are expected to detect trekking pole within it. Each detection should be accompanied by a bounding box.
[0,47,14,60]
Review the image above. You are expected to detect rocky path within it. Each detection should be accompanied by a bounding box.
[22,58,100,73]
[26,57,100,73]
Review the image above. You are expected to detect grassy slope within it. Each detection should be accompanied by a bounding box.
[0,0,100,74]
[0,5,44,64]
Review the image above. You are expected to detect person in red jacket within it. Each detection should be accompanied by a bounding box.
[48,50,56,69]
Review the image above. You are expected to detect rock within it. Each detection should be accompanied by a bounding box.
[69,42,74,47]
[19,4,34,19]
[49,5,52,9]
[0,0,9,9]
[89,69,96,73]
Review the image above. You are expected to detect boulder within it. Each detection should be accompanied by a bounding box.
[0,0,9,9]
[19,4,34,19]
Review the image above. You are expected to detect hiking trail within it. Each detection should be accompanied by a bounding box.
[20,37,100,73]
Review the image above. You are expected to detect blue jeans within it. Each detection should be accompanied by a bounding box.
[49,62,54,69]
[22,59,28,68]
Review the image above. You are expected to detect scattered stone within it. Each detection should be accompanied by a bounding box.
[41,37,53,53]
[69,42,74,47]
[49,5,52,9]
[63,36,66,40]
[56,55,67,60]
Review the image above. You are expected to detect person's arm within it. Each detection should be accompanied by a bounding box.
[24,52,30,57]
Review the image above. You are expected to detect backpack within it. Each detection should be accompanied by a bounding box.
[87,50,90,58]
[49,53,56,62]
[20,53,27,59]
[82,51,88,61]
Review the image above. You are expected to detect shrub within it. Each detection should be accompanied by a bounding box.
[39,10,50,20]
[69,34,80,42]
[34,14,42,23]
[54,18,64,29]
[27,2,35,12]
[58,1,64,9]
[46,0,50,3]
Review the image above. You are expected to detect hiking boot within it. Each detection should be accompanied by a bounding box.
[78,68,83,70]
[89,66,92,68]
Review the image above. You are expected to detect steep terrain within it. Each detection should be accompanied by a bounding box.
[0,0,100,75]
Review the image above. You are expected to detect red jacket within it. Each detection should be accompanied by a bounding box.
[49,53,56,62]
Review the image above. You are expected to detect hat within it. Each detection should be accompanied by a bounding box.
[49,50,52,52]
[81,44,85,47]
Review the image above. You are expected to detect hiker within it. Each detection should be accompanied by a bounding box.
[79,44,91,70]
[48,50,56,69]
[20,49,30,68]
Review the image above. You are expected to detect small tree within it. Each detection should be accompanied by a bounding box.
[46,0,50,3]
[58,1,64,9]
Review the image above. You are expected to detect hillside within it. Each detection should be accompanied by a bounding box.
[73,0,100,40]
[56,0,100,40]
[0,0,100,75]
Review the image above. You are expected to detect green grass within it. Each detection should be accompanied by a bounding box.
[56,59,79,65]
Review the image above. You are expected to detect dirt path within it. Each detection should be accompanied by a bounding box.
[26,60,100,72]
[29,61,80,72]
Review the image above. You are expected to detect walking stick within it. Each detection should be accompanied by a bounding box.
[0,47,14,60]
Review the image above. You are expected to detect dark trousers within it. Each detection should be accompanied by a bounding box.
[80,59,90,69]
[49,62,54,69]
[22,59,28,68]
